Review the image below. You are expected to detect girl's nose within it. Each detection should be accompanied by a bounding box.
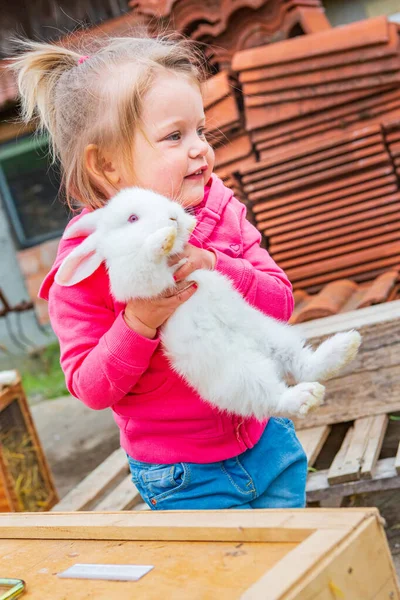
[188,139,209,159]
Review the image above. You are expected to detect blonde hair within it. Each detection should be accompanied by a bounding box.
[10,34,205,210]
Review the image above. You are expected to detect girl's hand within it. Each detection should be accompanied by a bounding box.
[123,280,198,339]
[170,244,215,282]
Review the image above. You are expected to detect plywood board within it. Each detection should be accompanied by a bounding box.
[0,537,294,600]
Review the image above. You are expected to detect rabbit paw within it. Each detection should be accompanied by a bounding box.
[162,229,177,255]
[280,382,325,417]
[316,330,362,381]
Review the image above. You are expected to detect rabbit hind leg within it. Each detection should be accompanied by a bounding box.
[291,330,361,383]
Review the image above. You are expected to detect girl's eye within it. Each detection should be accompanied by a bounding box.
[197,127,206,138]
[128,214,139,223]
[166,132,181,141]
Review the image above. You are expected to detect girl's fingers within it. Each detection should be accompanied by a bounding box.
[173,281,198,304]
[167,253,185,267]
[173,260,195,282]
[160,281,197,306]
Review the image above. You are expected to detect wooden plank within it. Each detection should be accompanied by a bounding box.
[396,441,400,475]
[284,518,400,600]
[0,510,375,542]
[307,457,400,502]
[361,414,388,479]
[328,416,386,484]
[94,475,142,511]
[296,426,330,466]
[328,425,357,485]
[51,448,128,511]
[242,529,345,600]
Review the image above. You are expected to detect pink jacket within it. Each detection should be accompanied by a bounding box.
[39,175,294,463]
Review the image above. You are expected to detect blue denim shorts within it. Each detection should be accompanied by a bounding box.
[127,417,307,510]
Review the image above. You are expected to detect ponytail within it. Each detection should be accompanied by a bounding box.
[10,41,80,155]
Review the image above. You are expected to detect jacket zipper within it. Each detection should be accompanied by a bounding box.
[235,418,244,444]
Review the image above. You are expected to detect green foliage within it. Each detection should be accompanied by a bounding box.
[20,342,68,403]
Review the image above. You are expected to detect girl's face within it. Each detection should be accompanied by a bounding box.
[128,73,214,208]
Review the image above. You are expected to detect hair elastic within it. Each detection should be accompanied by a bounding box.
[78,55,90,65]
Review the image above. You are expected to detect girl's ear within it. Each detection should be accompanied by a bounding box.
[63,210,103,240]
[55,236,103,286]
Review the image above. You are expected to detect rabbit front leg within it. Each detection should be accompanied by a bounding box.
[145,226,178,262]
[211,359,326,419]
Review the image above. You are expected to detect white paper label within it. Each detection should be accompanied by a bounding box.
[58,563,154,581]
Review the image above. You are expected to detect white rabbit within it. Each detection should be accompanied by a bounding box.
[55,187,361,420]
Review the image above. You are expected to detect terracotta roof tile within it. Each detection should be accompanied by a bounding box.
[232,16,389,71]
[290,270,399,323]
[231,17,400,152]
[0,1,330,109]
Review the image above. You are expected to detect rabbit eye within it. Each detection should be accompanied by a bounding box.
[128,214,139,223]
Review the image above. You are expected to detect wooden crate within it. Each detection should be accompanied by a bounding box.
[0,376,58,511]
[1,509,399,599]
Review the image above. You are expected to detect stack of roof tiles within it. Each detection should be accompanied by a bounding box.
[237,123,400,291]
[203,71,254,194]
[228,16,400,305]
[129,0,330,70]
[232,16,400,155]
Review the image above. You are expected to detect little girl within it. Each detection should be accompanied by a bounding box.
[13,34,307,510]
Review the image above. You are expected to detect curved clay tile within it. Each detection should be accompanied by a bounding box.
[290,271,399,324]
[195,3,296,69]
[128,0,179,17]
[291,279,358,323]
[358,270,399,308]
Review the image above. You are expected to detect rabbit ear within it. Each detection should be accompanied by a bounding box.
[63,210,102,240]
[55,236,103,286]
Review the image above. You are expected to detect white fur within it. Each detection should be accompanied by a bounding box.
[57,187,362,420]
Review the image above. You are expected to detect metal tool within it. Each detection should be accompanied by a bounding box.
[0,579,25,600]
